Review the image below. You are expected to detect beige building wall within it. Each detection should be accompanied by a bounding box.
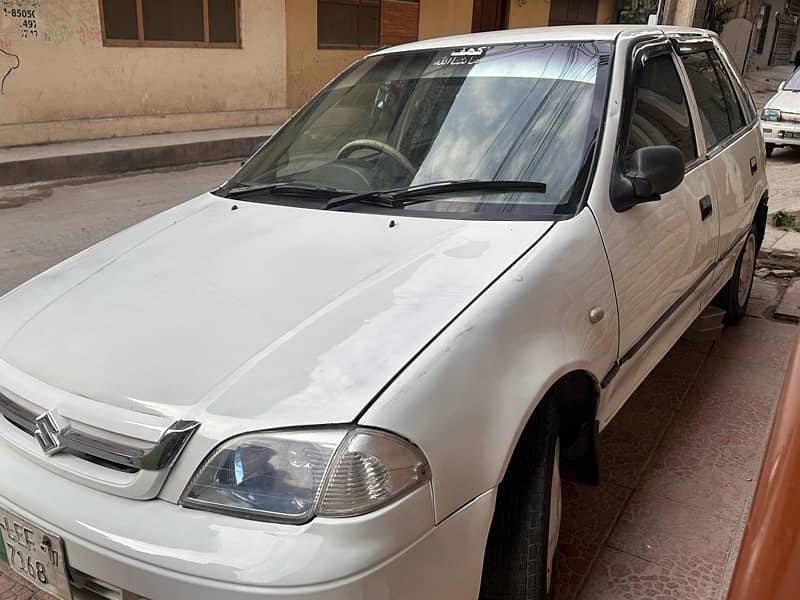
[0,0,289,147]
[418,0,474,40]
[286,0,368,109]
[2,0,618,146]
[286,0,477,109]
[508,0,551,28]
[509,0,617,28]
[595,0,617,24]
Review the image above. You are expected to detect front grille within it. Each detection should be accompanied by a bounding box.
[0,389,199,474]
[1,410,139,473]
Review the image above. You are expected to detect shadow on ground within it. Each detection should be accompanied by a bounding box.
[553,277,797,600]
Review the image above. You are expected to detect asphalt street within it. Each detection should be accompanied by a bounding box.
[0,161,239,296]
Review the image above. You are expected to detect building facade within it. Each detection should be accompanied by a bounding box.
[1,0,616,147]
[665,0,800,70]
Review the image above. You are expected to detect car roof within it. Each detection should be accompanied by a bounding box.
[373,24,715,55]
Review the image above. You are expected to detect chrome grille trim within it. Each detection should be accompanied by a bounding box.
[0,391,199,472]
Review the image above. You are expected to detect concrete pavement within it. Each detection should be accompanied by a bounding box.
[0,126,274,186]
[555,277,796,600]
[744,65,800,265]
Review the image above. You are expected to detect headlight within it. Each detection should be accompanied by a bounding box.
[762,108,782,122]
[181,428,431,523]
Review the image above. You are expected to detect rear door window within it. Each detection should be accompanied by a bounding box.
[680,50,745,149]
[707,51,746,130]
[624,53,698,166]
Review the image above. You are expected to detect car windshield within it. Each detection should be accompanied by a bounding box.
[784,68,800,91]
[223,41,612,219]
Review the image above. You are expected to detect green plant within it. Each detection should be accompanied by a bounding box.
[773,210,800,231]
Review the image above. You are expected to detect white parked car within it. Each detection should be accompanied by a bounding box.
[0,25,768,600]
[761,66,800,155]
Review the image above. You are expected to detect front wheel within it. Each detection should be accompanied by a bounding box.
[766,143,775,157]
[480,397,561,600]
[715,230,757,325]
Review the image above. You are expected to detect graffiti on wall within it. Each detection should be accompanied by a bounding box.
[41,1,101,45]
[2,0,39,38]
[0,0,35,92]
[2,1,101,46]
[1,0,104,92]
[0,47,19,93]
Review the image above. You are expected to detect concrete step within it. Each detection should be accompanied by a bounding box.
[0,125,279,186]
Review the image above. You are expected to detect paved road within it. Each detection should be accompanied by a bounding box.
[0,162,239,296]
[0,163,796,600]
[746,65,800,219]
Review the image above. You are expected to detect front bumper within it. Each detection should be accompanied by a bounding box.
[761,120,800,146]
[0,437,495,600]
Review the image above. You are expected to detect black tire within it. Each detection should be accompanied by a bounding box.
[480,396,560,600]
[765,143,775,157]
[716,230,757,325]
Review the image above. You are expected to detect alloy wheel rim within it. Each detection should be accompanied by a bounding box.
[738,235,756,306]
[547,442,561,592]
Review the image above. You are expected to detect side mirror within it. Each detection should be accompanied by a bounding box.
[611,145,685,211]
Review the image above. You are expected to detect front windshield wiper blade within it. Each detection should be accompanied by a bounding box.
[325,179,547,210]
[395,179,547,204]
[219,182,343,199]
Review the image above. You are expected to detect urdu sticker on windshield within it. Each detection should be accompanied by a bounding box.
[433,46,491,66]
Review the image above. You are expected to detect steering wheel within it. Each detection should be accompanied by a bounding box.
[336,139,416,178]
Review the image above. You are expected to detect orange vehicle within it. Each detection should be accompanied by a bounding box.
[727,329,800,600]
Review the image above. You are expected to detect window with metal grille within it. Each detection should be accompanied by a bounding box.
[100,0,240,48]
[317,0,419,49]
[318,0,380,49]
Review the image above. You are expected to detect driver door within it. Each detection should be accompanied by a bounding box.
[591,40,719,426]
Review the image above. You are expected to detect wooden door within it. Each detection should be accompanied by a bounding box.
[549,0,598,25]
[472,0,508,32]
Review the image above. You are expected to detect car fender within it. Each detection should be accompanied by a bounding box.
[360,207,619,522]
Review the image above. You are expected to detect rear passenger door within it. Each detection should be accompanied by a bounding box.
[674,38,765,304]
[592,39,719,425]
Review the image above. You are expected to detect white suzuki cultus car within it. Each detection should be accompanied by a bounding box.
[761,66,800,156]
[0,25,767,600]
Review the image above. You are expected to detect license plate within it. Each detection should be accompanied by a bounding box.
[0,507,72,600]
[783,131,800,139]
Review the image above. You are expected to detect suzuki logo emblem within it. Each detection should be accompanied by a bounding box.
[34,409,71,456]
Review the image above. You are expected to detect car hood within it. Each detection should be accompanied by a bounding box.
[0,194,553,434]
[766,89,800,112]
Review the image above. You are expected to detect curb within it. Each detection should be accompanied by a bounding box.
[758,248,800,273]
[0,134,270,187]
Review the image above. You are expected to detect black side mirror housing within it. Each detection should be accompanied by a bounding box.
[611,145,685,211]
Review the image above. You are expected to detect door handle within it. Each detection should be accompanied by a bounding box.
[699,195,713,220]
[750,156,758,175]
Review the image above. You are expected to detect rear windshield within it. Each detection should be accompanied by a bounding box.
[224,42,613,220]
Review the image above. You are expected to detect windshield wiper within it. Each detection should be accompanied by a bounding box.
[325,179,547,210]
[219,182,344,199]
